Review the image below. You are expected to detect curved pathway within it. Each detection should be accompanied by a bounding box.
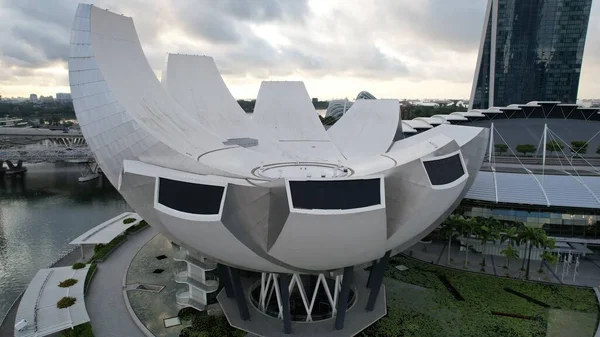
[87,227,157,337]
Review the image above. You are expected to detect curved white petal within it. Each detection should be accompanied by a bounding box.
[328,99,400,158]
[253,81,344,161]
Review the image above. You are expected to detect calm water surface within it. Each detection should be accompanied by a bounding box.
[0,163,130,319]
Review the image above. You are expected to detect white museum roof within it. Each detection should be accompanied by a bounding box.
[466,171,600,209]
[15,266,90,337]
[69,212,141,245]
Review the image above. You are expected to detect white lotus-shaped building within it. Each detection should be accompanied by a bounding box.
[69,4,488,335]
[69,3,488,274]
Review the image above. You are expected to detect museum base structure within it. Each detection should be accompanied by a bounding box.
[217,254,390,336]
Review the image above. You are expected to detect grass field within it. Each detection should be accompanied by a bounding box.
[361,255,599,337]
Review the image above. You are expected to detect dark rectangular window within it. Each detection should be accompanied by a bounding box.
[289,179,380,210]
[158,178,224,215]
[423,154,465,186]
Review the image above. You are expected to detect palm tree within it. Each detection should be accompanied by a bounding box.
[500,245,519,270]
[477,217,500,268]
[538,237,557,273]
[440,215,463,265]
[460,217,477,268]
[518,227,547,279]
[500,226,520,247]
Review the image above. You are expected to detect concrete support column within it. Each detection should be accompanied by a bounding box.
[229,267,250,321]
[279,274,292,334]
[335,266,354,330]
[218,264,235,298]
[366,250,390,312]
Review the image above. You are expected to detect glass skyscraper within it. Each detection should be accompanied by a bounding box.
[470,0,592,109]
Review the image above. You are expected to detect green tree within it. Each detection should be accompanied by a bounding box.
[494,144,508,155]
[515,144,536,156]
[538,237,557,273]
[477,218,500,262]
[440,215,463,265]
[500,226,520,247]
[518,227,547,279]
[500,245,519,270]
[460,217,478,268]
[571,140,588,155]
[546,140,564,155]
[596,145,600,155]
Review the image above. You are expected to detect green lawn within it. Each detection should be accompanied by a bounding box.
[362,255,599,337]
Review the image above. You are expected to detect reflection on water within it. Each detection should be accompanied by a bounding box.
[0,163,130,318]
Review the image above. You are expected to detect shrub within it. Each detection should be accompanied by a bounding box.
[123,217,136,224]
[179,307,200,321]
[571,140,588,154]
[515,144,536,156]
[57,296,76,309]
[89,235,127,262]
[72,262,86,270]
[59,278,78,288]
[546,140,564,154]
[124,220,149,235]
[61,322,94,337]
[494,144,508,154]
[84,263,97,293]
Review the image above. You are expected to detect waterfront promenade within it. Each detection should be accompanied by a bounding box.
[0,250,82,337]
[86,227,157,337]
[0,227,157,337]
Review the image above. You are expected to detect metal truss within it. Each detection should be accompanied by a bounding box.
[258,272,343,322]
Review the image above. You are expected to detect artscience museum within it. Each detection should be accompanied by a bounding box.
[69,4,488,335]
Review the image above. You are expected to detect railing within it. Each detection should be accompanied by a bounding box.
[175,290,206,310]
[172,250,217,270]
[174,271,219,292]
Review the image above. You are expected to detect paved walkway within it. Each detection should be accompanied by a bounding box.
[407,240,600,287]
[87,227,157,337]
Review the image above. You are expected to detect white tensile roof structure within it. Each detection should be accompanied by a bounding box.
[68,4,489,273]
[15,266,90,337]
[69,212,141,245]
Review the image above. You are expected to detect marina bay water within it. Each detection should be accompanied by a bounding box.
[0,163,130,320]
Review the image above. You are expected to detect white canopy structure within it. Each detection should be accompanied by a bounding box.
[15,266,90,337]
[69,212,141,245]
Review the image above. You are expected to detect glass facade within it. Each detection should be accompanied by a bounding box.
[471,0,592,109]
[458,200,600,239]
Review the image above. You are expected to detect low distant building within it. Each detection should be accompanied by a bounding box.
[39,96,54,103]
[56,93,72,103]
[29,94,38,103]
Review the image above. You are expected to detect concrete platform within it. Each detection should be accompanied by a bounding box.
[218,270,386,337]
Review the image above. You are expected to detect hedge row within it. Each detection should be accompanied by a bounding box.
[89,234,127,262]
[61,322,94,337]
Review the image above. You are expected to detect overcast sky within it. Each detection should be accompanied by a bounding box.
[1,0,599,100]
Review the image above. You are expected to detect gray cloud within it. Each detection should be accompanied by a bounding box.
[0,0,597,98]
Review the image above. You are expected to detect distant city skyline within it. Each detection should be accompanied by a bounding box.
[0,0,599,100]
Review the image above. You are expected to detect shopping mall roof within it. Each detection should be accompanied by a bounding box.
[15,266,90,337]
[466,171,600,209]
[69,212,141,245]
